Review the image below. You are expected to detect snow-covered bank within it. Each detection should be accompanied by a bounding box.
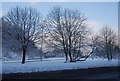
[2,58,118,74]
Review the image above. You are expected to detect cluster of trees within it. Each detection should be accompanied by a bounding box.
[2,6,119,64]
[92,27,118,60]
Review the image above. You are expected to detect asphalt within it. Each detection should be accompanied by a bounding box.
[2,66,119,80]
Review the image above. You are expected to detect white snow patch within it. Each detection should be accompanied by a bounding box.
[2,58,119,74]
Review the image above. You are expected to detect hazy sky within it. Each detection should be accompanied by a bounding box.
[2,2,118,30]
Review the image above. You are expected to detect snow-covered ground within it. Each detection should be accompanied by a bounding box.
[2,58,118,74]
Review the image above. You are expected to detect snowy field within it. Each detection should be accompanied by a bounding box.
[2,58,119,74]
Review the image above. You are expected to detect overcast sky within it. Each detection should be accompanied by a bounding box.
[1,2,118,32]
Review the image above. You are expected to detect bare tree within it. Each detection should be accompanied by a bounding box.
[97,26,117,60]
[45,6,90,62]
[4,6,42,64]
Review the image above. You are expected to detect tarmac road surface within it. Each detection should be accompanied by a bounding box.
[2,66,119,80]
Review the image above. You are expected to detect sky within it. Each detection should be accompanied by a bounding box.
[1,2,118,32]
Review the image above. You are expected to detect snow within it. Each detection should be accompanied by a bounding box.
[2,58,118,74]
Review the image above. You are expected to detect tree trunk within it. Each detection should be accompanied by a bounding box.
[69,49,74,62]
[107,53,110,60]
[68,35,73,62]
[64,52,68,62]
[22,46,27,64]
[64,49,68,62]
[106,43,110,60]
[69,55,72,62]
[110,54,112,60]
[109,45,113,60]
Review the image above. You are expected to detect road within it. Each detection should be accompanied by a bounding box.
[78,72,119,79]
[2,66,119,80]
